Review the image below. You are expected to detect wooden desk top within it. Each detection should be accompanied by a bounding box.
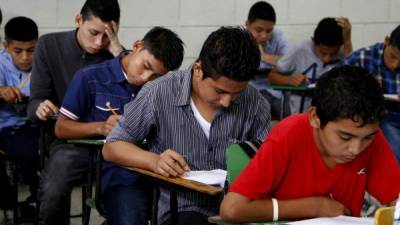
[67,139,105,146]
[127,167,223,196]
[269,84,315,91]
[384,94,400,103]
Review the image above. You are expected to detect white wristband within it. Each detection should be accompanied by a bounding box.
[272,198,279,222]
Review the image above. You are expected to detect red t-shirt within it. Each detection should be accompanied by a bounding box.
[229,114,400,216]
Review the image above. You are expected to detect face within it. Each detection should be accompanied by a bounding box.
[192,62,248,110]
[314,44,341,64]
[383,38,400,71]
[4,40,36,72]
[76,15,116,54]
[122,44,167,86]
[246,19,275,45]
[309,108,379,165]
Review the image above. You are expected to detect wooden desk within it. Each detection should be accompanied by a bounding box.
[269,85,315,119]
[127,167,224,225]
[384,94,400,103]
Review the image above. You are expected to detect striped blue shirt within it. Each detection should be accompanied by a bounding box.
[343,42,400,94]
[107,66,271,224]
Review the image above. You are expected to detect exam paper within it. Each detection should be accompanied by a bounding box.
[287,215,373,225]
[181,169,227,187]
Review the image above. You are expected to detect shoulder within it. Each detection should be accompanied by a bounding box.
[37,30,74,48]
[142,69,187,94]
[268,114,310,141]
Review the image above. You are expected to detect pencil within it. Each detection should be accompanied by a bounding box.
[105,102,119,116]
[18,73,31,89]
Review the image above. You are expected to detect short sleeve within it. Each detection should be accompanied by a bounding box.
[276,44,300,74]
[106,82,157,143]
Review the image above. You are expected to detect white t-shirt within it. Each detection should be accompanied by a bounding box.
[190,98,211,139]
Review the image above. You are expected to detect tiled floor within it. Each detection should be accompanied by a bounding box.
[0,185,105,225]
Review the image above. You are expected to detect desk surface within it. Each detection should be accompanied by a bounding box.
[67,139,105,146]
[384,94,400,103]
[127,167,223,196]
[269,84,315,91]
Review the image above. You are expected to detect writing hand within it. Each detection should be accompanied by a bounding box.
[154,149,190,177]
[0,86,25,103]
[97,114,121,136]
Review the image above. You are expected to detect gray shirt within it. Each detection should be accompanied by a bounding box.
[107,67,271,224]
[28,30,114,119]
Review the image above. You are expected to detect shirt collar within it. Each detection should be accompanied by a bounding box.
[109,52,130,83]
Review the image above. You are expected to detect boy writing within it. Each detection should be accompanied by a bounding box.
[220,65,400,223]
[55,26,184,225]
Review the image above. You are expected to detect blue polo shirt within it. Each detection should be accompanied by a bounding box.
[60,54,141,192]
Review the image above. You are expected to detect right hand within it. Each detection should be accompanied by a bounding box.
[97,114,121,136]
[0,86,25,103]
[153,149,190,177]
[286,74,308,86]
[315,196,351,217]
[35,99,59,121]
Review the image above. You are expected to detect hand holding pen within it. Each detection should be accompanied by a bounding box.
[154,149,190,177]
[96,102,121,136]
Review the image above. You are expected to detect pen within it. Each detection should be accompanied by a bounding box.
[106,102,119,116]
[18,73,31,89]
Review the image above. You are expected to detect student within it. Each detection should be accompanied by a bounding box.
[0,16,39,216]
[54,26,184,225]
[26,0,123,224]
[220,65,400,223]
[103,27,272,225]
[246,1,289,119]
[343,25,400,163]
[269,17,352,114]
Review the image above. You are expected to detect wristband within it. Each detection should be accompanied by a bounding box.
[272,198,279,222]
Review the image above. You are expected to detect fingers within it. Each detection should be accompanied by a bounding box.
[157,150,190,177]
[0,87,24,103]
[35,100,59,121]
[289,74,307,86]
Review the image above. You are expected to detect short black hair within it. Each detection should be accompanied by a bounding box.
[312,65,385,128]
[198,26,260,82]
[5,16,38,42]
[0,8,2,25]
[247,1,276,23]
[80,0,120,23]
[142,26,184,71]
[389,25,400,49]
[313,17,343,47]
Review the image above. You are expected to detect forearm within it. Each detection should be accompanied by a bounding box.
[221,193,320,223]
[103,141,160,172]
[342,40,353,58]
[268,69,291,85]
[55,117,104,139]
[262,54,281,66]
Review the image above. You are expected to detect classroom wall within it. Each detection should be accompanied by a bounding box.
[1,0,399,69]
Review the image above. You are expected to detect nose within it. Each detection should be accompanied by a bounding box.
[322,55,334,64]
[21,51,30,61]
[94,35,103,47]
[219,94,233,108]
[348,140,362,156]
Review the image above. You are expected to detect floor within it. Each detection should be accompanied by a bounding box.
[0,185,105,225]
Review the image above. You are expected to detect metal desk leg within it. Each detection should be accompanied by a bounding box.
[170,190,178,225]
[299,92,306,113]
[280,90,290,119]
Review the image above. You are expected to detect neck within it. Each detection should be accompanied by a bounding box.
[191,77,216,122]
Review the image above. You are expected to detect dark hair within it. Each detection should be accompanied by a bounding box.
[389,25,400,48]
[312,65,385,128]
[142,26,184,71]
[247,1,276,23]
[198,26,260,82]
[80,0,120,23]
[313,17,343,47]
[0,8,2,25]
[5,16,38,42]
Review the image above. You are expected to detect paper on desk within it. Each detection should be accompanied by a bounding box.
[181,169,227,187]
[384,94,400,102]
[287,215,373,225]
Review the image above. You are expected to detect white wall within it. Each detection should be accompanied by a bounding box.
[1,0,399,68]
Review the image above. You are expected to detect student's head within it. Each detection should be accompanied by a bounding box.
[4,16,38,72]
[75,0,120,54]
[192,26,260,109]
[122,26,184,86]
[383,25,400,71]
[309,65,385,164]
[312,17,343,64]
[245,1,276,45]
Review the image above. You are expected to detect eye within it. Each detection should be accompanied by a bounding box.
[13,49,22,54]
[339,135,351,141]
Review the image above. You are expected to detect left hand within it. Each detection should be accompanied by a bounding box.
[97,114,121,136]
[105,21,123,56]
[336,17,351,43]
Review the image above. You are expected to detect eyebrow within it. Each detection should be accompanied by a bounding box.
[215,87,243,95]
[338,130,378,138]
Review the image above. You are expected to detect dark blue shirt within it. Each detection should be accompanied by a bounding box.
[60,54,141,192]
[343,42,400,95]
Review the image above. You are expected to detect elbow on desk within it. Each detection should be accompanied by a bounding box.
[219,198,244,223]
[102,142,114,161]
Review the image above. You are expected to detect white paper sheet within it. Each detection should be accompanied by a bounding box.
[181,169,227,187]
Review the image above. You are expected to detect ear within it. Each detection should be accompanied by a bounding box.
[193,61,204,79]
[75,15,83,27]
[308,107,321,129]
[132,40,144,52]
[245,20,250,28]
[3,41,7,50]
